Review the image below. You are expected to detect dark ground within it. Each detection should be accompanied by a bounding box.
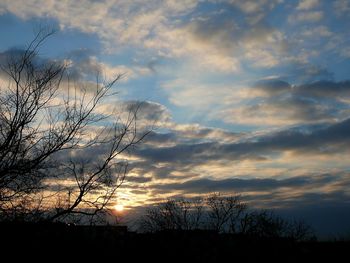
[1,223,349,261]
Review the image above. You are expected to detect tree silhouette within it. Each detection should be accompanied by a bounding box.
[240,210,314,241]
[206,193,246,233]
[138,194,314,241]
[138,198,205,232]
[0,28,149,222]
[138,193,246,233]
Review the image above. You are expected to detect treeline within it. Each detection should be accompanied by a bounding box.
[137,193,315,241]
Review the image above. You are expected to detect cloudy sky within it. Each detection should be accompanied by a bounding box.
[0,0,350,235]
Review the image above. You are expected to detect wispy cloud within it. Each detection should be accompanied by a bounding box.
[288,10,324,23]
[296,0,320,10]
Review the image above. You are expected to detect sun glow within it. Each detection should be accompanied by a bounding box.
[114,204,124,212]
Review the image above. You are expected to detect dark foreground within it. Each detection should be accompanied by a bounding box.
[1,223,349,261]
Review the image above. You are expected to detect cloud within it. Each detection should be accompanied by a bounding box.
[0,48,60,78]
[65,50,137,83]
[0,47,139,97]
[132,116,350,172]
[2,0,334,81]
[333,0,350,16]
[157,17,289,112]
[143,14,243,73]
[288,11,323,23]
[0,0,290,73]
[243,118,350,155]
[162,79,239,109]
[218,80,350,126]
[150,173,343,194]
[125,175,153,184]
[0,0,199,48]
[182,13,286,70]
[229,0,270,14]
[223,0,283,24]
[144,124,242,147]
[122,100,171,124]
[91,100,173,131]
[251,79,292,96]
[144,131,178,146]
[296,0,320,10]
[171,123,242,143]
[288,63,334,82]
[300,25,332,38]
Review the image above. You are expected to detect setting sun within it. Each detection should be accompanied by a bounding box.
[114,204,124,212]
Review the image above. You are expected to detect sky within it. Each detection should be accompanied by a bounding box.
[0,0,350,236]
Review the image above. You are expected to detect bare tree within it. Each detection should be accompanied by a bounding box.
[239,210,314,241]
[0,29,150,222]
[239,211,286,238]
[138,195,314,240]
[206,193,246,233]
[138,199,204,232]
[138,194,246,233]
[285,219,315,241]
[138,198,205,232]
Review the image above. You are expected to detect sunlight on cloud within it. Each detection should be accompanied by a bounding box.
[162,79,240,109]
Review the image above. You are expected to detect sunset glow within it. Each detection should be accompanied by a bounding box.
[114,204,124,212]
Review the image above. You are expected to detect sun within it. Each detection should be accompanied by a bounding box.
[114,204,124,212]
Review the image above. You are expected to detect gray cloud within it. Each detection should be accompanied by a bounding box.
[149,172,343,194]
[64,48,101,81]
[294,80,350,98]
[223,79,350,125]
[128,161,182,179]
[254,79,350,99]
[49,96,350,192]
[230,117,350,154]
[135,117,350,165]
[253,79,291,95]
[125,176,153,184]
[122,100,171,124]
[189,11,283,49]
[174,125,242,143]
[0,48,63,80]
[145,131,177,145]
[136,142,217,164]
